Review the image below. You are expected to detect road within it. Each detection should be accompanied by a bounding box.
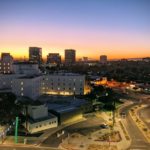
[0,145,60,150]
[120,101,150,150]
[138,103,150,129]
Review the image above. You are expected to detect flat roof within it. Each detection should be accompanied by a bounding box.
[54,106,77,113]
[17,75,41,79]
[28,113,56,124]
[13,62,38,65]
[47,73,84,76]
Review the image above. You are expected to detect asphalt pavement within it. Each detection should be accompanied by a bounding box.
[120,102,150,150]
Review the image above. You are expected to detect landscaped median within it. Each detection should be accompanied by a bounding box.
[119,121,130,141]
[129,104,150,143]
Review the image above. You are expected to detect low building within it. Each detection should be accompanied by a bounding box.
[40,95,93,125]
[24,101,58,133]
[49,106,82,125]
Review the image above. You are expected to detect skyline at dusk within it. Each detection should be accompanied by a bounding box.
[0,0,150,60]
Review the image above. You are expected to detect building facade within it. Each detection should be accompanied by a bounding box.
[13,62,40,75]
[12,75,42,100]
[47,53,61,65]
[29,47,42,64]
[0,74,23,90]
[65,49,76,64]
[24,103,58,133]
[100,55,107,64]
[42,73,85,95]
[0,53,13,74]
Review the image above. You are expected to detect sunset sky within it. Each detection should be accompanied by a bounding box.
[0,0,150,60]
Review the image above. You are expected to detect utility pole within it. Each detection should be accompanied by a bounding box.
[112,98,116,129]
[15,117,19,143]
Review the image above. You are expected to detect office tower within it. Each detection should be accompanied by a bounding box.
[100,55,107,64]
[65,49,76,64]
[29,47,42,64]
[0,53,13,74]
[47,53,61,65]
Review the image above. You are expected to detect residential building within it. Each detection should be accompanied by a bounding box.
[65,49,76,64]
[47,53,61,65]
[29,47,42,64]
[0,53,13,74]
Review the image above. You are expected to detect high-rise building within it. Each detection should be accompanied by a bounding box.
[0,53,13,74]
[29,47,42,64]
[100,55,107,64]
[47,53,61,65]
[65,49,76,64]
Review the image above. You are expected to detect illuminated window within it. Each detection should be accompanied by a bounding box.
[21,87,24,91]
[21,82,23,85]
[21,93,24,96]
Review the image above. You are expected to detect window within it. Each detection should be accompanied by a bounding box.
[21,82,23,85]
[21,87,24,91]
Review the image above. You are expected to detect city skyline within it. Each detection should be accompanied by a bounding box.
[0,0,150,60]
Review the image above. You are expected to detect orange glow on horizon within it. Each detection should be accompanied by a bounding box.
[1,49,150,61]
[0,46,149,61]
